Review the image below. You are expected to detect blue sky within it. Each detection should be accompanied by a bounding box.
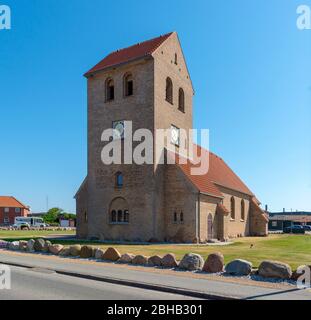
[0,0,310,213]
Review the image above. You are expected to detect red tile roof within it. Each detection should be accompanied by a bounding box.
[0,196,28,209]
[172,145,255,198]
[85,32,173,76]
[251,198,269,221]
[217,203,230,216]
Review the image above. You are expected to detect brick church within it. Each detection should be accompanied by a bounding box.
[75,32,268,242]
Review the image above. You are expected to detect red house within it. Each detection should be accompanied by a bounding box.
[0,196,30,225]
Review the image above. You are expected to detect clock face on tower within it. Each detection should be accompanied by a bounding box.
[113,120,125,139]
[170,125,180,146]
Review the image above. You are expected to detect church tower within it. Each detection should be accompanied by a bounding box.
[76,32,194,241]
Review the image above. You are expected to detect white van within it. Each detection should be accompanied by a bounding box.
[14,217,47,230]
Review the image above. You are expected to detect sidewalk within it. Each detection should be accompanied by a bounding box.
[0,250,310,300]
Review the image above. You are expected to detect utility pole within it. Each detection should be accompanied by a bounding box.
[46,196,49,212]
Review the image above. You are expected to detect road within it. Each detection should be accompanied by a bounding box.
[0,265,197,300]
[1,250,310,300]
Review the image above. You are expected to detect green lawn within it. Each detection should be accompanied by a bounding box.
[0,229,75,240]
[45,235,311,269]
[54,234,311,269]
[1,231,311,270]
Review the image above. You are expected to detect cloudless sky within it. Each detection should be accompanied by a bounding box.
[0,0,310,213]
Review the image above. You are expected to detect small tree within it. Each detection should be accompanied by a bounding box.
[43,207,63,224]
[62,213,76,220]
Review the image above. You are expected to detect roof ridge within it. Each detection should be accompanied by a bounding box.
[84,32,174,76]
[0,196,28,208]
[109,32,173,56]
[172,145,255,197]
[196,144,254,196]
[11,196,28,208]
[149,32,174,54]
[193,144,219,159]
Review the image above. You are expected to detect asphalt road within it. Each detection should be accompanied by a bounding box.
[1,251,311,300]
[0,265,197,300]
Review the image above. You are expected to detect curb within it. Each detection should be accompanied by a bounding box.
[0,259,238,300]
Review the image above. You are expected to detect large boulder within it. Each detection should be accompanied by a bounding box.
[119,253,135,264]
[0,240,8,249]
[225,259,252,276]
[148,255,162,267]
[102,247,121,262]
[203,252,224,273]
[132,255,149,266]
[59,247,71,256]
[19,240,28,251]
[94,248,105,260]
[179,253,204,271]
[92,248,97,258]
[80,245,94,259]
[70,245,81,256]
[9,241,20,251]
[258,261,292,279]
[27,239,35,252]
[43,240,52,253]
[161,253,178,268]
[49,244,64,255]
[34,238,46,252]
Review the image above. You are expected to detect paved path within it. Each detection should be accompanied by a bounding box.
[0,265,195,300]
[0,250,310,300]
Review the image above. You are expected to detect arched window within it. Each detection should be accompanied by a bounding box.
[106,78,114,101]
[124,210,129,223]
[174,212,177,222]
[166,77,173,104]
[174,53,178,65]
[180,211,184,223]
[109,197,129,224]
[111,210,117,223]
[124,73,133,96]
[84,211,88,223]
[117,210,123,222]
[231,197,235,220]
[178,88,185,112]
[116,172,123,188]
[241,200,245,221]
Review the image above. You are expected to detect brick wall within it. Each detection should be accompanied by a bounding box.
[0,207,28,225]
[219,186,251,238]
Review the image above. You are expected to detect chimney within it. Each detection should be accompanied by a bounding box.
[265,204,268,212]
[283,208,285,213]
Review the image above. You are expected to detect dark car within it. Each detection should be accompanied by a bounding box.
[303,225,311,231]
[284,225,305,234]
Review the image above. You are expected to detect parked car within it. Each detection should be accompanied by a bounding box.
[284,225,305,234]
[303,225,311,231]
[13,217,47,230]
